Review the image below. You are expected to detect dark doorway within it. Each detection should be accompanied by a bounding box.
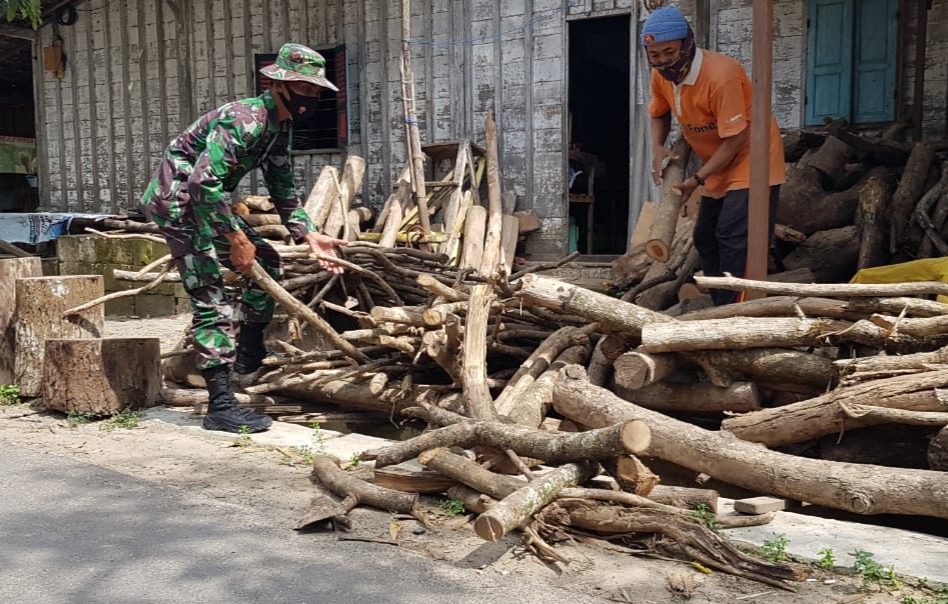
[568,16,631,255]
[0,36,39,213]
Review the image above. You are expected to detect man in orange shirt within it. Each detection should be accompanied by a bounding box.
[644,6,786,305]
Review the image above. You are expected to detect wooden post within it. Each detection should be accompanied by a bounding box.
[401,0,431,235]
[0,257,42,384]
[14,276,105,397]
[747,0,774,300]
[480,107,504,277]
[43,338,162,414]
[912,0,929,142]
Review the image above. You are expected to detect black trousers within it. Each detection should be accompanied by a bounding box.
[693,186,781,306]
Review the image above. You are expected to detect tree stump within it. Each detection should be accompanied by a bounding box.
[42,338,162,414]
[14,276,104,397]
[0,257,42,384]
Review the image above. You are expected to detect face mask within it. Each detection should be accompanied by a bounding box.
[279,86,319,118]
[650,29,697,85]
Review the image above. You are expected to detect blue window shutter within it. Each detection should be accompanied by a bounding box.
[852,0,899,123]
[806,0,854,126]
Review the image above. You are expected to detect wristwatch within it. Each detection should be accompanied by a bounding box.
[693,174,706,186]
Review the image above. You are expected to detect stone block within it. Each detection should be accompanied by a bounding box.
[58,260,100,278]
[105,296,137,317]
[136,293,177,318]
[93,237,155,266]
[733,496,791,515]
[175,296,192,315]
[56,235,98,263]
[41,258,59,276]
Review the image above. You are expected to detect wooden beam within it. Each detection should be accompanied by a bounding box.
[746,0,774,300]
[912,0,930,141]
[0,23,35,40]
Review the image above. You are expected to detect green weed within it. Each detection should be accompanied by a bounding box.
[66,411,98,427]
[234,424,253,448]
[689,503,721,531]
[310,421,326,452]
[850,550,901,589]
[347,452,361,469]
[439,498,466,516]
[761,533,790,563]
[293,446,316,464]
[818,547,836,569]
[0,384,20,405]
[99,409,144,432]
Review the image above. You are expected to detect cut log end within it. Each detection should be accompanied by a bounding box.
[473,514,506,542]
[645,239,671,263]
[620,420,652,455]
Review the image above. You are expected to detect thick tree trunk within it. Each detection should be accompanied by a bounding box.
[683,348,835,390]
[856,171,892,269]
[473,461,599,541]
[613,349,679,390]
[14,276,105,397]
[782,226,860,282]
[890,142,935,253]
[361,419,651,468]
[616,380,761,414]
[646,138,692,262]
[517,274,672,336]
[480,108,504,277]
[641,317,850,353]
[720,370,948,447]
[43,338,162,414]
[462,284,499,420]
[303,166,341,230]
[799,135,852,185]
[0,257,42,384]
[553,365,948,519]
[459,205,487,271]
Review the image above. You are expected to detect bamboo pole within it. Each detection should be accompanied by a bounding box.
[401,0,431,235]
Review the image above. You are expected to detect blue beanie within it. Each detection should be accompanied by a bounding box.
[641,6,690,46]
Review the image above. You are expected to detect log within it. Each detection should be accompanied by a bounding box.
[324,156,367,239]
[553,365,948,519]
[500,214,519,273]
[517,274,672,336]
[611,244,651,288]
[161,387,287,407]
[303,166,341,230]
[929,426,948,471]
[613,349,679,390]
[647,485,718,512]
[0,257,42,384]
[480,109,504,277]
[683,348,835,390]
[461,284,499,420]
[641,317,849,353]
[721,369,948,447]
[0,239,31,258]
[459,204,487,271]
[855,171,892,269]
[616,380,761,414]
[42,338,162,414]
[782,226,860,282]
[782,129,825,162]
[646,138,692,262]
[798,134,852,185]
[378,190,406,249]
[586,340,612,388]
[890,142,935,253]
[835,345,948,376]
[241,213,282,227]
[693,274,948,299]
[373,461,458,494]
[311,454,420,517]
[418,448,526,500]
[238,194,275,212]
[473,461,599,541]
[601,455,660,496]
[361,419,651,468]
[14,276,105,397]
[506,343,592,429]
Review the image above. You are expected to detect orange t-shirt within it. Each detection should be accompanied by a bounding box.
[648,49,786,199]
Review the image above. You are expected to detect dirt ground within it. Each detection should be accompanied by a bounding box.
[0,315,940,604]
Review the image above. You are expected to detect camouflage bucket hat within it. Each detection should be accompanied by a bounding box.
[261,43,339,92]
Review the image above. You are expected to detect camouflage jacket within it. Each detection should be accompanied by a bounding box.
[141,90,316,241]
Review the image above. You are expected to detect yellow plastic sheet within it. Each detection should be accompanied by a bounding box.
[850,257,948,303]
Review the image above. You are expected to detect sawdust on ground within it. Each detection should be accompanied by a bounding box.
[0,315,931,604]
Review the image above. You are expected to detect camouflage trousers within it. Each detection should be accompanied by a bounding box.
[158,216,283,370]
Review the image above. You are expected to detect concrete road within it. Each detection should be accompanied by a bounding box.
[0,445,606,604]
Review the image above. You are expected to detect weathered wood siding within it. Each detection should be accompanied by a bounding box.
[714,0,947,135]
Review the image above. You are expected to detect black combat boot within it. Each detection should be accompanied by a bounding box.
[234,321,268,375]
[201,364,272,433]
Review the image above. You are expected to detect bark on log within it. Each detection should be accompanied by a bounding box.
[42,338,162,414]
[835,345,948,376]
[361,419,651,468]
[683,348,835,390]
[480,108,504,277]
[517,274,672,336]
[890,142,935,253]
[601,455,660,496]
[799,135,852,185]
[0,257,42,384]
[610,244,651,288]
[646,485,718,512]
[14,276,105,397]
[160,387,287,407]
[782,226,860,282]
[646,138,692,262]
[419,448,526,500]
[459,205,487,271]
[311,454,420,517]
[505,343,592,429]
[241,213,282,227]
[280,376,463,416]
[613,349,679,390]
[303,166,341,230]
[721,369,948,447]
[856,172,892,269]
[641,317,849,353]
[378,190,405,249]
[586,340,612,388]
[500,215,519,273]
[324,156,367,239]
[929,426,948,471]
[616,380,761,414]
[473,461,599,541]
[782,130,825,162]
[238,194,275,212]
[694,275,948,299]
[553,365,948,519]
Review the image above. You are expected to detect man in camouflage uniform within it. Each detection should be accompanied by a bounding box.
[142,43,346,433]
